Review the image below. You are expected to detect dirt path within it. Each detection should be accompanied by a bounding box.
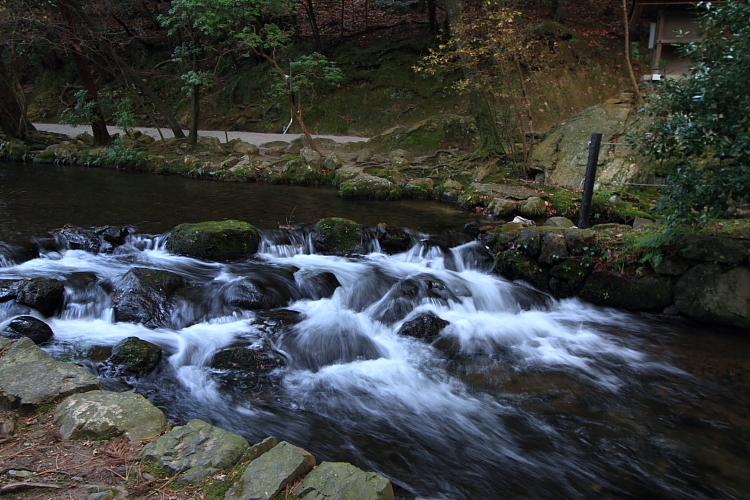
[33,123,369,146]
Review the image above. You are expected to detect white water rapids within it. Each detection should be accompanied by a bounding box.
[1,229,748,499]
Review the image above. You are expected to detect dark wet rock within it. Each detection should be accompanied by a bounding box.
[107,337,162,376]
[295,270,341,300]
[579,271,673,310]
[314,217,363,254]
[223,274,298,311]
[139,419,249,484]
[372,223,412,254]
[226,441,315,500]
[0,242,37,266]
[676,236,748,264]
[167,220,260,260]
[674,263,750,328]
[211,342,284,371]
[397,313,449,342]
[1,316,54,344]
[296,461,395,500]
[0,337,100,411]
[453,242,494,271]
[112,268,186,328]
[50,225,136,253]
[253,309,303,333]
[211,341,285,393]
[651,257,690,276]
[0,277,65,317]
[372,274,464,324]
[549,260,592,299]
[55,390,166,443]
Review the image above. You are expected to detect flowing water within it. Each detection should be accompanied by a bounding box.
[1,161,749,499]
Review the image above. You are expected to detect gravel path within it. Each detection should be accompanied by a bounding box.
[33,123,369,146]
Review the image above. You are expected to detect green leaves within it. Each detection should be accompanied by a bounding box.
[644,0,750,227]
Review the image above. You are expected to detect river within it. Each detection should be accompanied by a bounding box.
[1,161,749,499]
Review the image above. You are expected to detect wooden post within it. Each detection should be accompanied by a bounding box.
[578,133,602,229]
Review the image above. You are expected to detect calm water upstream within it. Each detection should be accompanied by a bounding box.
[1,161,749,499]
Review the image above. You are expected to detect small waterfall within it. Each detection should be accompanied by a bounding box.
[0,223,747,500]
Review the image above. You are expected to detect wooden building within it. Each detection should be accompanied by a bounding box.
[630,0,705,79]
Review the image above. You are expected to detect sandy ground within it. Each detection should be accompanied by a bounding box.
[33,123,369,146]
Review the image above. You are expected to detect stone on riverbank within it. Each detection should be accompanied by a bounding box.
[226,441,315,500]
[55,390,166,443]
[0,337,100,411]
[139,419,249,484]
[167,220,260,260]
[296,461,395,500]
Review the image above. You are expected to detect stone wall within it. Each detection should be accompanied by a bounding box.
[493,223,750,329]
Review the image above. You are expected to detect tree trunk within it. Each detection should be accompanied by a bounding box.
[58,0,111,145]
[0,56,28,140]
[622,0,643,103]
[69,0,186,139]
[444,0,499,150]
[300,0,322,50]
[188,82,199,145]
[427,0,438,37]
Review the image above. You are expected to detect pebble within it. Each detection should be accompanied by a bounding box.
[8,470,34,478]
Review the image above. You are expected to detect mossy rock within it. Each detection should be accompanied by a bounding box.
[339,173,402,200]
[495,249,551,291]
[167,220,259,260]
[109,337,162,376]
[314,218,362,253]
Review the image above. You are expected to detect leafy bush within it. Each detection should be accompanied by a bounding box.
[643,0,750,227]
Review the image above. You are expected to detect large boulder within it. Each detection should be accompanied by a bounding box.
[0,277,65,317]
[167,220,260,260]
[55,390,166,443]
[112,268,186,328]
[533,92,651,189]
[225,441,316,500]
[139,419,249,485]
[0,337,100,411]
[674,264,750,328]
[367,115,477,155]
[339,174,402,200]
[296,461,395,500]
[1,316,54,344]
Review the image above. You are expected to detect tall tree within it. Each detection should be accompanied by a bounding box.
[58,0,111,145]
[160,0,271,145]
